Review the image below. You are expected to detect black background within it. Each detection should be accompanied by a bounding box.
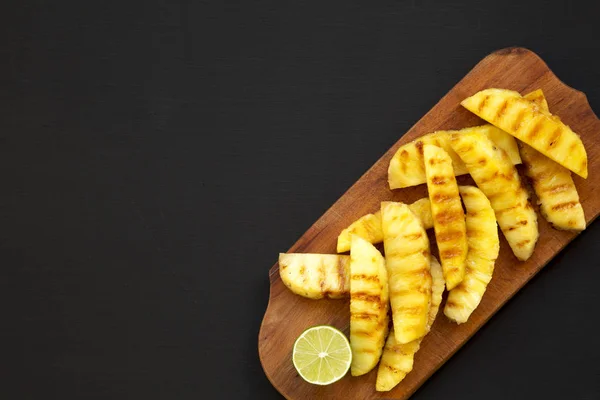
[2,1,600,399]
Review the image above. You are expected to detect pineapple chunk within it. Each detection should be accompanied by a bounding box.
[336,198,433,253]
[388,125,521,189]
[349,235,389,376]
[461,88,588,178]
[375,331,420,392]
[450,130,539,261]
[337,212,383,253]
[381,202,432,344]
[423,144,468,290]
[444,186,499,324]
[519,143,586,231]
[375,257,444,391]
[519,90,586,231]
[279,253,350,299]
[409,198,434,231]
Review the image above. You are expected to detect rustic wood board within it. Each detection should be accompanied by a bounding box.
[258,47,600,400]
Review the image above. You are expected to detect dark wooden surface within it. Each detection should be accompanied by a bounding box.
[259,48,600,399]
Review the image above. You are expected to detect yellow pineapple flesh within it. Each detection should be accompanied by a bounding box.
[423,144,468,290]
[388,125,521,189]
[337,212,383,253]
[409,198,434,231]
[519,143,585,230]
[279,253,350,299]
[519,90,586,231]
[375,257,444,391]
[450,130,538,261]
[461,88,588,178]
[444,186,499,324]
[381,201,432,344]
[349,235,389,376]
[336,198,433,253]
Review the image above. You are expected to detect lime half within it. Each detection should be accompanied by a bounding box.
[292,325,352,385]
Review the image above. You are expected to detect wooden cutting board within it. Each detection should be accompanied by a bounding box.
[258,47,600,400]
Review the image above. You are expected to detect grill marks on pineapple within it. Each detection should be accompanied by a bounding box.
[519,120,586,231]
[444,186,500,324]
[444,298,466,310]
[298,265,306,282]
[337,257,347,293]
[351,292,382,305]
[278,254,351,299]
[432,192,454,203]
[543,183,571,195]
[495,99,508,119]
[376,259,444,391]
[403,232,423,241]
[551,201,578,211]
[431,176,447,185]
[506,219,529,231]
[477,95,490,113]
[440,248,463,260]
[415,140,424,156]
[381,202,432,344]
[450,130,538,261]
[434,209,462,224]
[437,230,464,243]
[548,127,562,148]
[462,88,588,178]
[527,118,544,141]
[351,273,380,283]
[424,144,468,291]
[349,235,389,376]
[511,108,527,132]
[351,312,379,322]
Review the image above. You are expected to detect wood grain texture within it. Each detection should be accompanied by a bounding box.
[258,47,600,400]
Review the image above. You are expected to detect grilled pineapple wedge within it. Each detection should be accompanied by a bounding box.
[423,145,468,290]
[337,198,433,253]
[376,257,444,391]
[279,253,350,299]
[519,142,586,230]
[444,186,499,324]
[450,130,538,261]
[461,88,588,178]
[388,125,521,189]
[349,235,389,376]
[519,90,586,230]
[381,201,432,344]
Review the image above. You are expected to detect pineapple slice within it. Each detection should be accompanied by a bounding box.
[337,212,383,253]
[388,125,521,189]
[279,253,350,299]
[336,198,433,253]
[376,257,444,391]
[409,198,434,231]
[444,186,500,324]
[519,143,586,231]
[349,235,389,376]
[375,331,420,392]
[381,201,432,344]
[450,130,539,261]
[423,144,468,290]
[461,88,588,178]
[519,90,586,231]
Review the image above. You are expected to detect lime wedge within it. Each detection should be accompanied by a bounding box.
[292,325,352,385]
